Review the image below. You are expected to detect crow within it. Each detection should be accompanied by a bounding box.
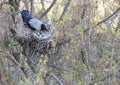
[21,10,48,31]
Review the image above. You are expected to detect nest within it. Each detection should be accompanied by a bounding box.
[10,14,54,54]
[29,28,53,51]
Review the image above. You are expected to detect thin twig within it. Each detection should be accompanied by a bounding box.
[50,73,63,85]
[39,0,57,19]
[3,50,21,67]
[115,18,120,32]
[108,21,116,85]
[71,2,87,28]
[0,1,9,9]
[89,73,113,85]
[30,0,34,15]
[59,0,71,21]
[40,0,49,20]
[84,7,120,32]
[81,2,86,20]
[96,7,120,26]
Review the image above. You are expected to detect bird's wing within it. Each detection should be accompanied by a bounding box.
[21,10,32,24]
[29,19,43,31]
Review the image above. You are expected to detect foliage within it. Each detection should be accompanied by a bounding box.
[0,0,120,85]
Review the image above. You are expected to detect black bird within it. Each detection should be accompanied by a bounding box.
[21,10,48,31]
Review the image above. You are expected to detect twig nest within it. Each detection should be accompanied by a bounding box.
[27,28,53,51]
[10,14,54,52]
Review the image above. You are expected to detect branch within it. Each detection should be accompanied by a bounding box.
[84,7,120,32]
[115,18,120,32]
[40,0,49,20]
[30,0,34,15]
[59,0,71,21]
[108,25,115,84]
[39,0,57,19]
[0,1,9,9]
[96,7,120,26]
[49,73,63,85]
[71,3,86,28]
[3,51,21,67]
[81,4,86,20]
[23,0,29,10]
[56,38,71,47]
[88,73,113,85]
[9,0,20,10]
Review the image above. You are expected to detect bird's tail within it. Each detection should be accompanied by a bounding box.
[20,10,32,24]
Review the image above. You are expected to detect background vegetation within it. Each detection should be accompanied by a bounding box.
[0,0,120,85]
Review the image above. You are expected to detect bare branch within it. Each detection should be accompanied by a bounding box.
[84,7,120,32]
[9,0,20,10]
[30,0,34,15]
[56,38,71,47]
[96,7,120,26]
[108,25,115,85]
[0,1,9,9]
[71,2,87,28]
[50,73,63,85]
[23,0,29,10]
[39,0,57,19]
[59,0,71,21]
[81,4,86,20]
[115,18,120,32]
[89,73,113,85]
[40,0,49,20]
